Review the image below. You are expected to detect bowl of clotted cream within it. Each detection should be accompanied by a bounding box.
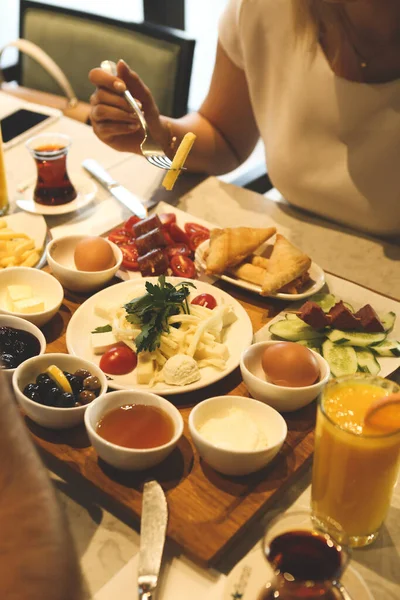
[188,395,287,476]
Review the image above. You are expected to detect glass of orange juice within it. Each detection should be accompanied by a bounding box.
[0,125,9,216]
[312,374,400,547]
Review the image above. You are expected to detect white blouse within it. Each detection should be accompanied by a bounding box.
[219,0,400,237]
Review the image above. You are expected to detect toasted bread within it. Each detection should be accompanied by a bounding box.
[260,234,311,296]
[205,226,276,274]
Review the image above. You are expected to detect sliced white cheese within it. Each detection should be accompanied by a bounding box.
[7,284,32,303]
[13,296,44,314]
[90,331,118,355]
[94,303,119,321]
[222,306,238,328]
[194,341,229,361]
[137,352,154,384]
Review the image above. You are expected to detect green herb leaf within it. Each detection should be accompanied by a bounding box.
[91,325,112,334]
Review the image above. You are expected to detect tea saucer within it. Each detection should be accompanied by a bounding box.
[224,544,374,600]
[15,174,97,216]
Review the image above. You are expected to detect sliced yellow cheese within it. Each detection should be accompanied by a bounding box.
[13,297,45,314]
[46,365,73,394]
[162,132,196,191]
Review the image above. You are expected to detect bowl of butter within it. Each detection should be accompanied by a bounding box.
[0,267,64,327]
[188,395,287,476]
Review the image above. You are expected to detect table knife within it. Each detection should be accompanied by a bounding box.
[138,481,168,600]
[82,158,147,219]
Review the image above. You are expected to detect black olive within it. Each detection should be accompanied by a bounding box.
[38,378,57,399]
[36,373,52,385]
[0,353,18,369]
[14,340,28,356]
[23,383,40,400]
[58,392,75,408]
[83,376,101,391]
[74,368,91,379]
[45,387,62,407]
[79,390,96,405]
[64,373,83,395]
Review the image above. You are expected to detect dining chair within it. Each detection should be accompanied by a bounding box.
[10,0,195,118]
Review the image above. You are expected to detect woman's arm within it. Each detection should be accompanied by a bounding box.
[89,44,259,175]
[0,376,82,600]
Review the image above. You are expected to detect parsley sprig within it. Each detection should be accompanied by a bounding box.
[124,275,196,353]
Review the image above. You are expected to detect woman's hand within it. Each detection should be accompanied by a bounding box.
[89,60,170,154]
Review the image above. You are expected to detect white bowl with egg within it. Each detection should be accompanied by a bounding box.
[13,353,108,429]
[0,267,64,326]
[189,395,287,476]
[240,341,330,413]
[47,235,123,293]
[85,390,184,471]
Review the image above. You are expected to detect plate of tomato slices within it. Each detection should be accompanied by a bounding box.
[106,203,212,282]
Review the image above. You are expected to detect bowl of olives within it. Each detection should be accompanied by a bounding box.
[0,315,46,380]
[12,353,108,429]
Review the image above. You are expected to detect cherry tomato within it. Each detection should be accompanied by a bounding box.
[170,255,196,278]
[184,222,210,237]
[169,223,190,246]
[100,343,137,375]
[165,243,191,259]
[120,243,139,270]
[159,213,177,228]
[189,232,209,252]
[108,228,131,246]
[124,216,142,234]
[161,226,174,246]
[191,293,217,310]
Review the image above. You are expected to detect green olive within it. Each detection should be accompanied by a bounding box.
[83,375,101,391]
[79,390,96,404]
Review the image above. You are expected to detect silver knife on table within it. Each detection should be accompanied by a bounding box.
[138,481,168,600]
[82,158,148,219]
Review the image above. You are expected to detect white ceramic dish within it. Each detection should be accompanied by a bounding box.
[47,235,123,293]
[16,173,97,216]
[189,395,287,476]
[0,267,64,326]
[0,212,48,269]
[195,239,325,301]
[240,341,330,413]
[255,273,400,379]
[85,390,184,471]
[0,314,46,381]
[66,277,253,395]
[224,540,374,600]
[13,353,108,429]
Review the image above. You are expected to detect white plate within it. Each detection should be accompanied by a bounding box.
[66,277,253,395]
[255,273,400,378]
[195,239,326,301]
[224,542,374,600]
[2,212,48,269]
[15,174,97,216]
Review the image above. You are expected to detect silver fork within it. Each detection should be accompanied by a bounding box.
[100,60,173,170]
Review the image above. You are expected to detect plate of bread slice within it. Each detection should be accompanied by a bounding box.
[195,226,325,300]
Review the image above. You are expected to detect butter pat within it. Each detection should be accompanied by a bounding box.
[198,408,268,451]
[13,297,45,314]
[7,284,32,303]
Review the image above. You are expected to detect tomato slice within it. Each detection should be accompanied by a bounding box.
[189,232,209,252]
[108,228,132,246]
[169,223,191,246]
[120,243,139,270]
[159,213,177,228]
[170,255,196,278]
[124,216,142,234]
[165,243,191,259]
[184,222,210,237]
[191,293,217,310]
[100,343,137,375]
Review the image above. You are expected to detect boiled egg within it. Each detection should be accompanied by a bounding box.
[261,342,320,388]
[74,237,115,272]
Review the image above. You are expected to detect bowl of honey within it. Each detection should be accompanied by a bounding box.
[84,390,184,470]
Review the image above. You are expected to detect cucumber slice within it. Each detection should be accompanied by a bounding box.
[380,312,396,333]
[371,340,400,357]
[356,348,381,375]
[326,329,387,347]
[269,319,325,342]
[309,293,337,312]
[286,313,301,321]
[297,340,322,354]
[322,340,358,377]
[343,302,354,312]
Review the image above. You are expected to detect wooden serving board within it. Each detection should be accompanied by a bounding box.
[26,275,316,567]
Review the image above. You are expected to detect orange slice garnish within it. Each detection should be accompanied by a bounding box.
[364,393,400,433]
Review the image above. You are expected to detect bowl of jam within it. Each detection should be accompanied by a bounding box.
[0,315,46,379]
[12,353,108,429]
